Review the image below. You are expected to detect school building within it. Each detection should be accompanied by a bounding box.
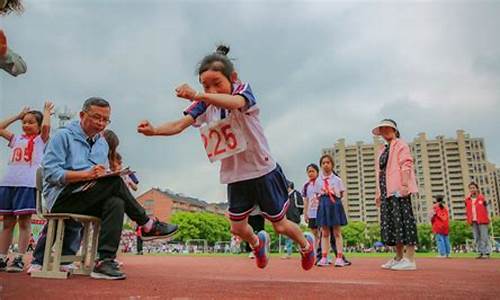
[322,130,500,224]
[134,188,227,222]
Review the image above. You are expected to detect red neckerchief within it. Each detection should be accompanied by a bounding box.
[322,174,336,203]
[309,178,316,189]
[22,134,37,165]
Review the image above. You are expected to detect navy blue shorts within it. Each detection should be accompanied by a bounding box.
[227,165,289,223]
[0,186,36,215]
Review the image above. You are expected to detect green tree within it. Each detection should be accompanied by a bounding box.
[492,217,500,238]
[122,222,133,231]
[449,220,473,247]
[417,223,433,251]
[342,221,367,247]
[366,223,381,246]
[170,211,231,244]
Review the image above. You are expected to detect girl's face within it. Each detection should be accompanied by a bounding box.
[380,126,396,142]
[321,158,333,174]
[22,113,40,135]
[469,184,479,196]
[200,70,233,95]
[307,167,318,180]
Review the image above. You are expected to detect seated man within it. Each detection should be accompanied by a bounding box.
[40,97,178,280]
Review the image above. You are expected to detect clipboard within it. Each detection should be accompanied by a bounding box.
[96,167,132,179]
[71,167,132,194]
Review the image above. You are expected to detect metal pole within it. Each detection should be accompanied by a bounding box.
[278,234,282,254]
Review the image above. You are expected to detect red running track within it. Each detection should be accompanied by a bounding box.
[1,255,499,299]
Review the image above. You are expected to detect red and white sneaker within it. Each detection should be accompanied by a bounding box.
[334,257,347,267]
[252,230,270,269]
[300,232,316,270]
[317,257,329,267]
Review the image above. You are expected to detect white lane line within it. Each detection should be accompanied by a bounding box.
[202,276,381,286]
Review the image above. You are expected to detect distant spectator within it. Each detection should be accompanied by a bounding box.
[465,182,491,259]
[431,195,451,258]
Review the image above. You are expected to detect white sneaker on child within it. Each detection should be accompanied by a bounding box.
[334,257,347,267]
[60,263,78,273]
[0,257,9,271]
[7,256,24,272]
[27,263,42,275]
[317,257,329,267]
[27,263,78,275]
[390,258,417,271]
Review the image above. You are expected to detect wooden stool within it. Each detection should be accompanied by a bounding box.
[31,168,101,279]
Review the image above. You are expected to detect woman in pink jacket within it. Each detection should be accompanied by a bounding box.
[373,119,418,271]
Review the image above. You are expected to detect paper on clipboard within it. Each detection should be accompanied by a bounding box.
[97,167,132,179]
[71,167,132,194]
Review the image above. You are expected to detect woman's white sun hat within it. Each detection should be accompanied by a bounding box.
[372,119,399,136]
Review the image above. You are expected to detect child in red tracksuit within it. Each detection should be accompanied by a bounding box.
[431,195,450,258]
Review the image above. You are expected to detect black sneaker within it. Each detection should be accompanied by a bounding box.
[0,257,8,271]
[343,255,352,266]
[141,219,178,241]
[476,254,484,259]
[90,259,126,280]
[7,256,24,273]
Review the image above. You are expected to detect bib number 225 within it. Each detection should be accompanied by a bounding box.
[200,119,247,162]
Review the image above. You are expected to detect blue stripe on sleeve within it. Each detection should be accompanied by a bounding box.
[183,101,208,120]
[234,83,256,111]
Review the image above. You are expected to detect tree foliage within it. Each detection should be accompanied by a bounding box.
[170,211,231,244]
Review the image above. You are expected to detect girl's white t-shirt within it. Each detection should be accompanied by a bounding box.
[1,135,46,188]
[316,172,345,198]
[302,179,320,218]
[184,83,276,184]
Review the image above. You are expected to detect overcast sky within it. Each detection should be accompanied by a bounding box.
[1,0,499,203]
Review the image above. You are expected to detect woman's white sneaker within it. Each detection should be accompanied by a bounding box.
[390,258,416,271]
[381,258,401,269]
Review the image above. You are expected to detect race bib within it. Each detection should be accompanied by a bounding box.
[9,147,31,166]
[199,117,247,163]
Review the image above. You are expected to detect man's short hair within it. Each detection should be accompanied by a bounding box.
[82,97,110,112]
